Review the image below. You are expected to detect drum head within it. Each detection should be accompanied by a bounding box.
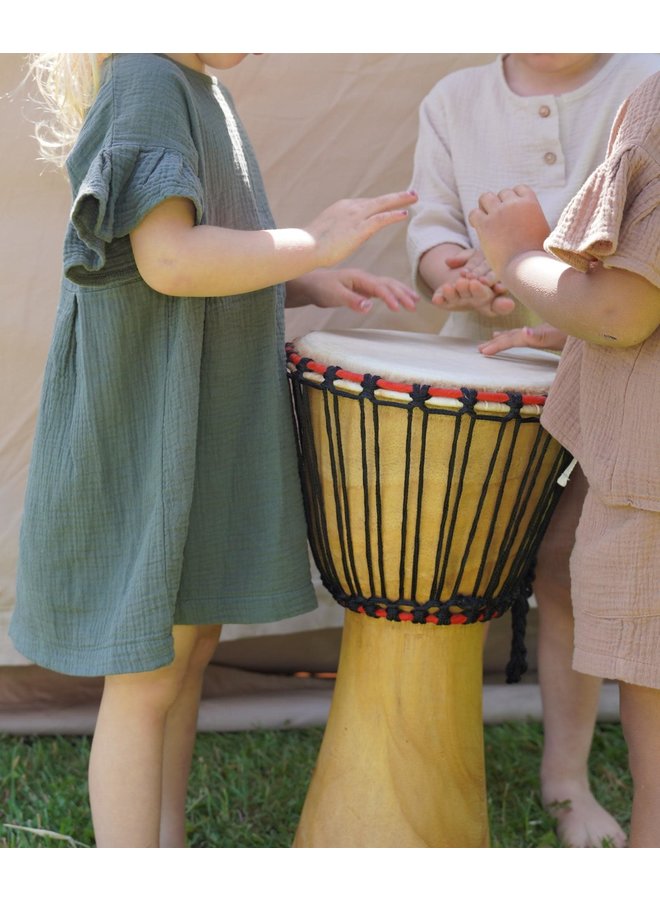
[293,330,559,394]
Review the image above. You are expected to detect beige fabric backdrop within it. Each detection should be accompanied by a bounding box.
[3,53,586,733]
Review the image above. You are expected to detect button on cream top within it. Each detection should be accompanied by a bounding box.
[407,52,660,319]
[544,151,557,165]
[539,104,551,117]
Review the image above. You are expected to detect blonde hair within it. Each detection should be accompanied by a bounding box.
[29,54,104,166]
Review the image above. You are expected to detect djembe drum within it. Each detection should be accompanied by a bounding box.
[286,330,571,848]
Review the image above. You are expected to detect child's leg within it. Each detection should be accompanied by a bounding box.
[88,623,220,848]
[534,468,625,847]
[619,681,660,848]
[160,624,222,847]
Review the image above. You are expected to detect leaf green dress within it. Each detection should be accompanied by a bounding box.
[10,54,316,676]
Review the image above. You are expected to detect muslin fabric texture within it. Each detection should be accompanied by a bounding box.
[407,53,660,341]
[9,54,316,676]
[541,71,660,688]
[542,71,660,511]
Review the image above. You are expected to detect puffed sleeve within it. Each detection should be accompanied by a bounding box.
[64,145,204,280]
[545,81,660,289]
[62,54,206,284]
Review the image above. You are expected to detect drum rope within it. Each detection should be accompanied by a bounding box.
[450,395,516,599]
[398,402,416,600]
[429,403,462,607]
[371,396,388,600]
[490,427,551,594]
[359,391,377,599]
[410,399,430,602]
[431,408,477,607]
[331,387,363,598]
[287,351,571,682]
[290,369,343,592]
[470,413,520,597]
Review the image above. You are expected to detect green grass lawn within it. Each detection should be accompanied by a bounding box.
[0,722,631,848]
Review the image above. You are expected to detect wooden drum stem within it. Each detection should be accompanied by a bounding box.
[294,611,489,848]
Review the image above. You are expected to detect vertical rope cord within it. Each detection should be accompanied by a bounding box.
[372,400,387,599]
[508,438,570,588]
[359,393,376,599]
[398,405,416,601]
[436,410,477,600]
[450,412,509,598]
[470,417,516,597]
[507,451,551,588]
[333,391,363,598]
[506,588,530,683]
[290,376,337,586]
[322,382,357,599]
[494,423,549,595]
[484,417,528,596]
[430,410,462,602]
[410,402,430,602]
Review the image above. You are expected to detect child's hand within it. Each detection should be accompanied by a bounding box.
[478,323,568,356]
[468,185,551,280]
[445,247,497,283]
[307,191,418,268]
[287,268,418,313]
[432,278,516,317]
[431,247,516,317]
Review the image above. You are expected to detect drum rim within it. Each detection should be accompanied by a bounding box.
[286,344,549,407]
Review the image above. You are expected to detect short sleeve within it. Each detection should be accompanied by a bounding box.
[64,144,204,281]
[545,78,660,289]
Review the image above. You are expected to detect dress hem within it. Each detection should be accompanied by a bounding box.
[8,587,318,678]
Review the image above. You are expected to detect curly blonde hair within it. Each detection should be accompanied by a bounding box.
[29,53,104,166]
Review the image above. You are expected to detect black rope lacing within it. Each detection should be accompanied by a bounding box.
[287,351,571,683]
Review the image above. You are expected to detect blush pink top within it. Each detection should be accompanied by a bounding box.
[541,72,660,511]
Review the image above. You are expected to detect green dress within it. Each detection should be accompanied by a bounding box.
[10,54,316,676]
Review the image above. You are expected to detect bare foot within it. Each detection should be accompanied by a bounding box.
[542,783,627,847]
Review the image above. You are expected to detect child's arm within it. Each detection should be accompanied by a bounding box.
[469,185,660,348]
[285,269,418,313]
[419,244,516,317]
[130,192,417,298]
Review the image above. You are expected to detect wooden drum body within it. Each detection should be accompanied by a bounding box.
[286,330,570,847]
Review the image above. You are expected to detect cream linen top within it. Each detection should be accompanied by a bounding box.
[407,53,660,339]
[541,72,660,512]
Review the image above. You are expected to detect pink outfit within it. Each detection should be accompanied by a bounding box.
[541,72,660,687]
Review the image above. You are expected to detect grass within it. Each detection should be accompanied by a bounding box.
[484,721,631,847]
[0,722,632,848]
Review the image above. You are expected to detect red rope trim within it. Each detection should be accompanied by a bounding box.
[348,605,503,625]
[287,345,547,407]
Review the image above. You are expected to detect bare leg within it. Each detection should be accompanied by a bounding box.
[88,624,220,848]
[160,624,221,848]
[620,681,660,848]
[535,467,625,847]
